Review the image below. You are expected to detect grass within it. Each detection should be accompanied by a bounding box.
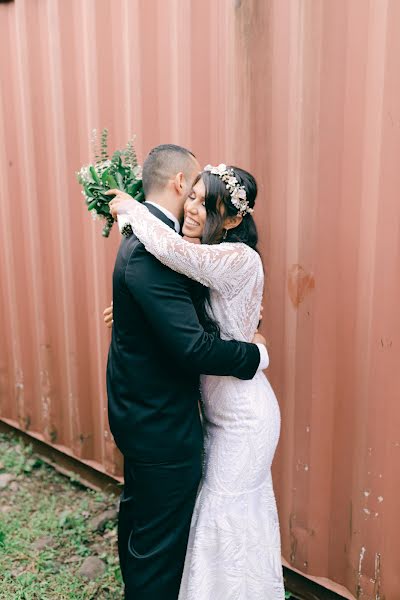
[0,432,123,599]
[0,431,297,600]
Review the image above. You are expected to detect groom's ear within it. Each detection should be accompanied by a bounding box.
[173,172,185,194]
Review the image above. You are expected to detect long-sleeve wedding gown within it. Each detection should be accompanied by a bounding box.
[119,202,285,600]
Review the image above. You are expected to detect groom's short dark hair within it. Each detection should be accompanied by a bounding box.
[142,144,197,195]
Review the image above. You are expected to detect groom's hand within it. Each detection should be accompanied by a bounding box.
[105,189,134,220]
[252,331,267,348]
[103,302,113,328]
[258,304,264,328]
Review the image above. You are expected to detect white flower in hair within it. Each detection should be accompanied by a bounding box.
[203,163,254,216]
[216,163,227,174]
[233,188,247,200]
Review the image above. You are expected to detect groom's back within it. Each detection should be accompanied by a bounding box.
[107,232,203,462]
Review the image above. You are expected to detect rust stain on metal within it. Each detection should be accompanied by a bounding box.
[356,546,366,599]
[373,553,382,600]
[287,264,315,308]
[289,512,298,564]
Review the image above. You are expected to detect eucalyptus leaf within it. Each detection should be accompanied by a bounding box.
[87,184,104,193]
[83,185,94,198]
[101,170,110,185]
[87,199,98,211]
[89,166,100,184]
[127,180,142,196]
[135,191,145,203]
[105,174,118,189]
[115,172,125,191]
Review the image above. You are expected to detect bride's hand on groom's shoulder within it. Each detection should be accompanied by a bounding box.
[103,302,113,329]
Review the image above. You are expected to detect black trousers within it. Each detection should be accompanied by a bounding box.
[118,454,202,600]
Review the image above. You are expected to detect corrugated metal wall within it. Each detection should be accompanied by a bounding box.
[1,1,399,598]
[233,3,400,598]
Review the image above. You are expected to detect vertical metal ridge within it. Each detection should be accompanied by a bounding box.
[13,0,49,438]
[44,0,79,452]
[0,63,20,427]
[77,0,110,466]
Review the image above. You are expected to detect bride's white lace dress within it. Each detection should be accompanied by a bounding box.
[120,202,285,599]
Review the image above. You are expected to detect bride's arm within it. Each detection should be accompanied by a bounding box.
[114,197,260,294]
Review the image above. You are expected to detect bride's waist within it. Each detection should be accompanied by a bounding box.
[199,373,277,423]
[200,371,267,387]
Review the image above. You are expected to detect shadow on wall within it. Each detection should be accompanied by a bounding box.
[284,567,349,600]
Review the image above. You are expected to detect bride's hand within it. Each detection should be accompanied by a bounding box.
[103,302,113,328]
[105,189,134,220]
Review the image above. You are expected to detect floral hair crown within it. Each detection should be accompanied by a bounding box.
[203,163,254,216]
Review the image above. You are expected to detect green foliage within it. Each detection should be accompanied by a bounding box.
[124,137,138,169]
[77,130,144,238]
[101,128,109,162]
[1,440,42,475]
[89,165,100,185]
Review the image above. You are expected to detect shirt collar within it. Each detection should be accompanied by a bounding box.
[145,201,181,233]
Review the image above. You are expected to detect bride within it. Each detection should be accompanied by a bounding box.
[108,164,284,599]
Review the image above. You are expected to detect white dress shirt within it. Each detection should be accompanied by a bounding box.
[145,201,181,233]
[257,344,269,370]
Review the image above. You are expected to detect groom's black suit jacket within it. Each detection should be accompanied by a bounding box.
[107,203,260,462]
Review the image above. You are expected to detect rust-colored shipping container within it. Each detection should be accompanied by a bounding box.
[1,1,399,598]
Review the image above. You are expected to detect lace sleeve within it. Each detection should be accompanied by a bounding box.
[118,200,260,295]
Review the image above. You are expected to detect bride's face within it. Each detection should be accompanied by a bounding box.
[182,177,207,238]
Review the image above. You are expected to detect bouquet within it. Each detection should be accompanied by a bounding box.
[76,128,144,237]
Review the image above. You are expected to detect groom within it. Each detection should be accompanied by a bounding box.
[106,144,268,599]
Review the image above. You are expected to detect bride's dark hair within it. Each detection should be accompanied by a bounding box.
[201,167,259,248]
[193,166,260,334]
